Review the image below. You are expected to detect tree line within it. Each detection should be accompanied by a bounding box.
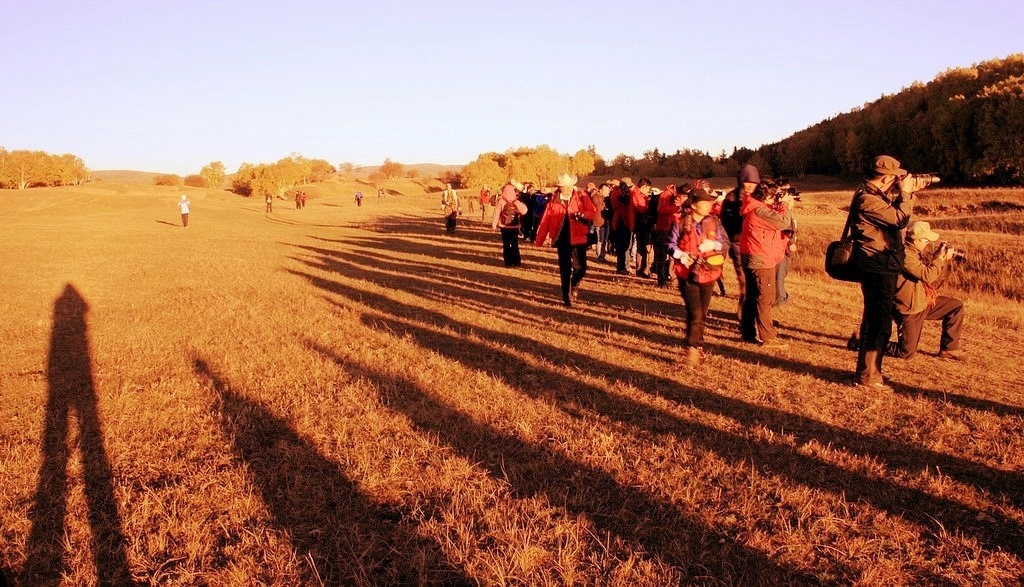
[0,148,89,189]
[757,53,1024,184]
[230,155,335,197]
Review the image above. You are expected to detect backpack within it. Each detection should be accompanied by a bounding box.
[500,199,520,225]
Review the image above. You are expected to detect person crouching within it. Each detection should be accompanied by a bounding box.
[534,173,598,307]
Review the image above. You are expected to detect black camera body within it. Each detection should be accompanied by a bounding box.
[938,241,966,261]
[779,185,802,201]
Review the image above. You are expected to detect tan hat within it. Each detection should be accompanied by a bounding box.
[873,155,907,176]
[620,177,634,187]
[907,221,940,241]
[555,173,578,188]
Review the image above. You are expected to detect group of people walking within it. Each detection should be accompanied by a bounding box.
[451,154,962,385]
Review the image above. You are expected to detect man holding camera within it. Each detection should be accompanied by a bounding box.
[851,155,935,391]
[887,221,965,360]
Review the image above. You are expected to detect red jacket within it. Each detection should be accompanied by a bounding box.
[739,194,791,269]
[655,190,682,232]
[534,190,597,247]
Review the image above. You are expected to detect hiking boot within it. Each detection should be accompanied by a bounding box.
[570,286,580,302]
[636,271,653,279]
[854,381,894,393]
[937,350,963,361]
[759,339,789,350]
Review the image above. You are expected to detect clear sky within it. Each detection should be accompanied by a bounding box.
[3,0,1022,175]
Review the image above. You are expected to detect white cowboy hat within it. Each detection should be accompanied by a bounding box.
[554,173,578,188]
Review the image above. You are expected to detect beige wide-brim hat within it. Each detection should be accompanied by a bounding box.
[907,221,940,241]
[555,173,578,188]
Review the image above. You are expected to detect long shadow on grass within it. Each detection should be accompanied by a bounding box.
[369,215,501,246]
[193,358,471,586]
[297,239,1024,419]
[289,263,1024,561]
[22,285,135,586]
[294,241,683,341]
[304,341,816,585]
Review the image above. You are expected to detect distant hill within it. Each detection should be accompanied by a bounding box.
[356,163,462,176]
[91,170,164,185]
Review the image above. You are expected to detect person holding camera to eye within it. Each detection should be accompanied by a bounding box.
[739,177,795,349]
[887,221,965,360]
[850,155,938,391]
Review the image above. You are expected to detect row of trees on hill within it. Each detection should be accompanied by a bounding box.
[230,155,335,197]
[461,146,598,189]
[457,144,761,189]
[0,148,90,189]
[756,54,1024,184]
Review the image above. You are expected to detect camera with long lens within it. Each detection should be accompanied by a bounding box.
[897,173,941,194]
[912,173,941,185]
[938,241,966,261]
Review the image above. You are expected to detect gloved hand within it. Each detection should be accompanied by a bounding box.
[672,250,694,266]
[698,239,719,253]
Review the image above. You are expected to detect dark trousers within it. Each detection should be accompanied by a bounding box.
[728,241,745,322]
[857,272,898,385]
[741,267,778,342]
[679,278,715,348]
[500,227,521,267]
[634,224,651,273]
[613,226,632,273]
[775,254,791,305]
[652,229,670,285]
[445,213,457,233]
[557,244,588,303]
[891,295,964,358]
[181,213,189,227]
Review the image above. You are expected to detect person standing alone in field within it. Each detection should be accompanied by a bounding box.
[355,190,364,207]
[441,183,460,233]
[178,194,191,228]
[265,194,273,213]
[479,185,491,221]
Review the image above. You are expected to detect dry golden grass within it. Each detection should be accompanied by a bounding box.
[1,177,1023,585]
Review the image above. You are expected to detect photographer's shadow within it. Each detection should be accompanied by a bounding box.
[22,284,134,585]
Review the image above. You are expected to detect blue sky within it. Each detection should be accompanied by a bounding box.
[3,0,1022,175]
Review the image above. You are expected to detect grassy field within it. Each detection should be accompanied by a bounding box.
[1,176,1023,585]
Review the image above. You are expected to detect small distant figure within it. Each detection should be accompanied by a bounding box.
[441,183,460,233]
[479,185,491,221]
[265,193,273,213]
[300,190,307,208]
[377,186,385,203]
[355,190,364,207]
[295,190,302,210]
[178,194,191,227]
